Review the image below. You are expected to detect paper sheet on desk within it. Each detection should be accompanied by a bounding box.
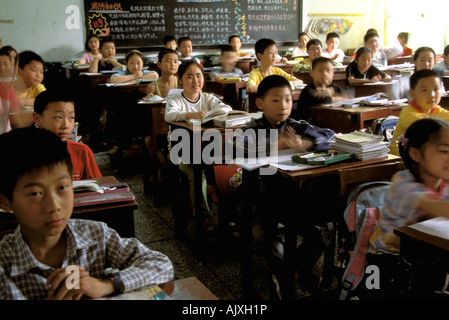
[232,149,324,171]
[408,217,449,240]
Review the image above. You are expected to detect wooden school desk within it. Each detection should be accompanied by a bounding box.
[443,76,449,92]
[394,217,449,296]
[99,276,218,300]
[239,154,402,299]
[9,106,34,129]
[352,82,396,97]
[236,58,257,74]
[311,104,405,134]
[293,69,347,87]
[0,176,138,239]
[204,80,247,109]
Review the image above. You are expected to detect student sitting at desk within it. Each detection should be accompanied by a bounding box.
[209,45,243,80]
[0,46,17,80]
[293,57,350,122]
[33,89,102,180]
[389,69,449,156]
[293,39,343,73]
[229,35,251,59]
[0,126,174,300]
[230,75,335,295]
[345,47,391,86]
[163,35,177,51]
[177,36,203,67]
[144,48,180,175]
[322,32,345,64]
[0,79,19,134]
[364,32,402,68]
[88,36,122,73]
[434,44,449,76]
[76,34,102,66]
[368,118,449,298]
[110,50,158,84]
[13,51,46,108]
[165,60,233,230]
[291,32,310,58]
[246,38,302,94]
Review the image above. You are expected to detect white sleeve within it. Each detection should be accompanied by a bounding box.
[165,96,187,122]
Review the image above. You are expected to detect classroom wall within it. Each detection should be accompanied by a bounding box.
[1,0,448,63]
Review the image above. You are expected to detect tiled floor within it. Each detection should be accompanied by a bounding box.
[93,149,340,300]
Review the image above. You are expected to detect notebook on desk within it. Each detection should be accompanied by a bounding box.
[73,191,135,207]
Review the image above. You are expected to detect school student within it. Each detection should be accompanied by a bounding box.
[110,50,158,84]
[434,45,449,76]
[88,37,122,73]
[322,32,345,63]
[0,46,17,80]
[246,38,302,94]
[368,118,449,298]
[209,45,243,80]
[345,47,391,86]
[389,69,449,156]
[163,35,177,51]
[165,60,232,229]
[13,51,46,108]
[77,34,102,65]
[230,75,335,296]
[144,48,180,176]
[33,89,102,180]
[293,57,350,122]
[229,35,251,58]
[291,32,310,58]
[177,36,203,67]
[0,80,19,134]
[0,126,174,300]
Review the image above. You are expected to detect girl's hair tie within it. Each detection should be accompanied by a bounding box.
[396,135,409,148]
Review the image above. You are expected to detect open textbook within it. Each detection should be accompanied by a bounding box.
[191,109,250,125]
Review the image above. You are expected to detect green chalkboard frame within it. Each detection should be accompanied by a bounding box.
[83,0,302,50]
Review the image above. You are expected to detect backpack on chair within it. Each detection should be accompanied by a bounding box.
[371,116,398,143]
[338,181,392,300]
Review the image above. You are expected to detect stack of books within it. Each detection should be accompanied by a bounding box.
[330,131,390,161]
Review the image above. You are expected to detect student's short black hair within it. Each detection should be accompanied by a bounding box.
[409,69,440,91]
[254,38,276,60]
[18,50,44,69]
[221,44,236,55]
[100,36,115,49]
[0,126,73,201]
[326,32,340,41]
[413,46,436,61]
[257,75,291,99]
[178,36,192,46]
[84,34,100,52]
[443,45,449,56]
[364,32,379,43]
[163,35,176,45]
[399,118,449,182]
[306,39,322,50]
[228,35,241,43]
[158,48,178,62]
[34,88,75,115]
[312,57,333,70]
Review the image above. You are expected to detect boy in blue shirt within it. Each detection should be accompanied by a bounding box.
[210,45,243,80]
[0,127,173,299]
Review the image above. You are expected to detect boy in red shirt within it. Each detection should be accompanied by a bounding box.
[33,89,102,180]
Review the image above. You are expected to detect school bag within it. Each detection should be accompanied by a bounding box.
[338,181,392,300]
[371,116,398,143]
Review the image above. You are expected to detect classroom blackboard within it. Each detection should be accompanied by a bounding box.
[83,0,302,48]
